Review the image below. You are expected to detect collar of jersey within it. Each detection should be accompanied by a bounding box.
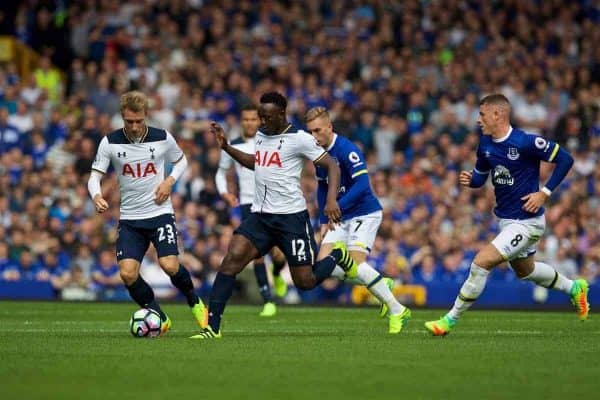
[326,133,338,151]
[123,125,149,144]
[492,126,513,143]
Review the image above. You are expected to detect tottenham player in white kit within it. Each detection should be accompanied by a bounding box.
[425,94,589,336]
[216,103,288,317]
[87,91,206,334]
[191,92,356,339]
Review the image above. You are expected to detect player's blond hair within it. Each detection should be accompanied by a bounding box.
[120,91,149,114]
[305,106,330,123]
[480,94,511,115]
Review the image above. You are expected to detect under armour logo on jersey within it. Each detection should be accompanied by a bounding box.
[117,152,126,158]
[278,138,284,149]
[149,147,155,159]
[117,250,123,256]
[257,139,263,145]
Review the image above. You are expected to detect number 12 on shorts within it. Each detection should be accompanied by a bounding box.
[291,239,308,262]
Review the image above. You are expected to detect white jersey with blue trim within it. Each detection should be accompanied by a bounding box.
[473,126,561,220]
[91,127,183,220]
[216,136,255,206]
[252,124,326,214]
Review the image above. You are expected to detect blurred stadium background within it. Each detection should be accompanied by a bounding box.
[0,0,598,309]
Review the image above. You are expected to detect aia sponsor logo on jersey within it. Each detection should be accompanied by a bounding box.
[255,151,282,167]
[122,162,157,178]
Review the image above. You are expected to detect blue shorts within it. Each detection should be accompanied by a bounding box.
[116,214,179,262]
[235,210,316,267]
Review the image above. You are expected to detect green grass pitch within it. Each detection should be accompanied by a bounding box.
[1,301,598,400]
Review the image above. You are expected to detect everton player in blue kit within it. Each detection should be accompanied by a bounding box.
[305,107,411,334]
[426,94,589,336]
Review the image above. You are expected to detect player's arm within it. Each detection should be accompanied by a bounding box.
[215,151,238,207]
[521,138,574,213]
[316,178,330,228]
[314,152,342,224]
[210,121,255,170]
[460,145,490,188]
[88,137,110,213]
[336,147,372,213]
[155,132,189,204]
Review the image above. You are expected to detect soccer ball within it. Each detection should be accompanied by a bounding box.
[129,308,162,338]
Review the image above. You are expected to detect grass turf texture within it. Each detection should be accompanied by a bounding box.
[1,301,598,400]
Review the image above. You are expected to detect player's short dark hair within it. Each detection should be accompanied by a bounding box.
[260,92,287,111]
[241,103,259,113]
[480,93,511,107]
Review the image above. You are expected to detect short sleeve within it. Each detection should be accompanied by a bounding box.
[165,130,184,163]
[91,137,111,173]
[297,131,327,162]
[341,141,368,179]
[523,134,560,162]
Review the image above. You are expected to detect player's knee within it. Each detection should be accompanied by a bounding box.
[119,268,138,285]
[291,274,316,290]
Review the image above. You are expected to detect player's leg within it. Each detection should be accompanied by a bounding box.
[191,214,271,339]
[510,252,589,320]
[117,221,168,323]
[270,246,288,297]
[253,255,276,316]
[426,219,540,335]
[276,212,353,290]
[151,214,207,328]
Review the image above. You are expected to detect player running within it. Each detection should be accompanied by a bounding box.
[191,92,355,339]
[425,94,589,336]
[305,106,411,334]
[88,91,206,335]
[215,103,288,317]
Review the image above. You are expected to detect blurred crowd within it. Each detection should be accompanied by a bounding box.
[0,0,598,303]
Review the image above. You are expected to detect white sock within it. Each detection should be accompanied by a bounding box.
[524,261,573,294]
[359,262,405,315]
[331,266,345,280]
[448,263,489,321]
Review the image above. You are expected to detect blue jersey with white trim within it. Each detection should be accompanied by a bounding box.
[316,134,381,222]
[473,127,561,220]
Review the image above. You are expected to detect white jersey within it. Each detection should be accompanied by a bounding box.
[215,136,255,205]
[252,125,326,214]
[91,127,183,220]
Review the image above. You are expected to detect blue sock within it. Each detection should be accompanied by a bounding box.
[313,256,337,285]
[208,272,236,333]
[127,276,167,321]
[169,265,199,307]
[254,262,272,303]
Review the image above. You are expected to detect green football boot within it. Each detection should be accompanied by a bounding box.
[189,326,222,340]
[191,301,208,328]
[570,279,590,321]
[424,315,456,336]
[389,307,411,334]
[333,241,358,279]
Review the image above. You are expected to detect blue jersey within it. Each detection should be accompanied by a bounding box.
[473,127,561,220]
[316,134,381,223]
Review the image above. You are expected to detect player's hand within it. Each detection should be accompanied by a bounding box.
[155,177,174,205]
[521,191,548,213]
[210,121,227,149]
[93,194,109,213]
[222,193,239,208]
[324,200,342,224]
[459,170,473,186]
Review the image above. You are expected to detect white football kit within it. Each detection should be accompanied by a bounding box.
[251,126,326,214]
[91,127,184,220]
[215,136,256,206]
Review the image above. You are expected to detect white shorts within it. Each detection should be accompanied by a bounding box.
[491,215,546,261]
[322,211,382,253]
